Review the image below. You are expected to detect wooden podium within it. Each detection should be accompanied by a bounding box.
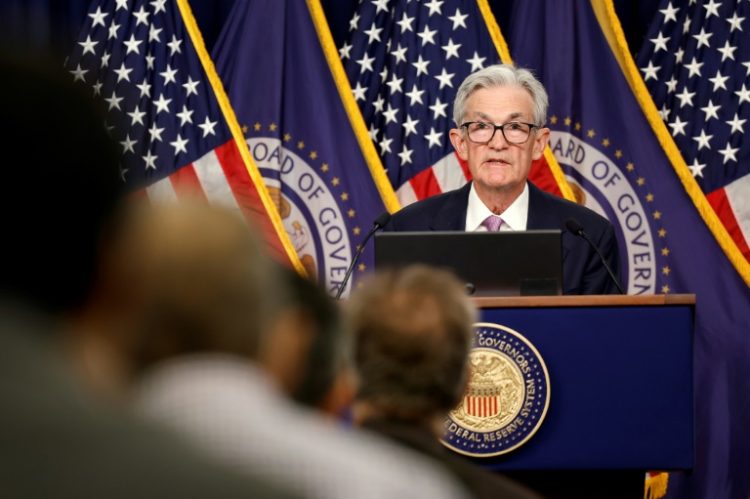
[468,294,695,498]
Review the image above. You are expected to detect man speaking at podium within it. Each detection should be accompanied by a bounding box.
[384,64,621,295]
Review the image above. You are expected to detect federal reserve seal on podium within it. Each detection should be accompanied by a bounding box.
[442,322,550,457]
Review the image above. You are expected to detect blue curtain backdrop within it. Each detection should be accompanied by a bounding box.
[0,0,657,60]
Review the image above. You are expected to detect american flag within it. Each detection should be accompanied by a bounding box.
[638,0,750,264]
[65,0,301,269]
[340,0,571,207]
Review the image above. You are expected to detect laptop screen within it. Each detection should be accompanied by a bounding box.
[374,230,563,296]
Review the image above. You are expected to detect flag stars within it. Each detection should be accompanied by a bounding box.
[120,134,136,154]
[626,162,635,171]
[379,136,393,154]
[331,177,340,186]
[136,80,152,98]
[269,123,278,131]
[143,150,158,170]
[353,227,361,236]
[123,34,142,55]
[383,104,399,124]
[448,8,468,29]
[417,25,437,46]
[660,1,678,23]
[358,263,366,272]
[176,105,194,126]
[665,76,678,93]
[364,24,383,44]
[641,61,660,81]
[405,85,425,106]
[70,64,88,82]
[347,209,356,218]
[658,228,667,237]
[726,114,746,134]
[661,247,671,256]
[402,115,419,136]
[692,129,713,150]
[167,35,183,56]
[396,12,414,33]
[726,12,745,32]
[149,24,163,43]
[339,42,352,60]
[78,36,98,55]
[688,158,707,177]
[108,22,120,39]
[183,77,200,96]
[424,127,442,148]
[466,51,486,72]
[153,94,171,114]
[390,43,407,64]
[114,62,132,82]
[735,84,750,104]
[701,100,720,120]
[320,163,329,173]
[684,57,703,78]
[637,177,645,186]
[148,123,164,143]
[435,68,455,89]
[309,151,318,160]
[341,192,349,201]
[692,28,712,49]
[615,150,623,158]
[170,134,189,155]
[650,32,670,53]
[88,6,108,28]
[160,64,178,85]
[254,122,262,131]
[127,106,146,126]
[708,70,729,91]
[424,0,444,16]
[349,13,360,31]
[398,144,414,165]
[675,87,696,108]
[653,211,662,220]
[386,74,404,94]
[371,0,389,13]
[132,5,149,26]
[283,133,292,142]
[661,285,671,294]
[717,41,737,61]
[441,38,462,59]
[564,117,572,126]
[703,0,721,19]
[104,92,123,110]
[151,0,167,14]
[646,193,654,202]
[549,116,558,125]
[412,55,430,76]
[718,143,739,164]
[601,138,610,147]
[356,53,375,73]
[586,129,596,138]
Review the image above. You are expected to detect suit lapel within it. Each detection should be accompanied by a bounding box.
[428,182,471,231]
[526,182,571,262]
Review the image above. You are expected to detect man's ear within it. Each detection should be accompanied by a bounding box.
[449,128,468,161]
[531,127,550,160]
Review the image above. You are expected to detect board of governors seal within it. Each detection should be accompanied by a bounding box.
[441,322,550,457]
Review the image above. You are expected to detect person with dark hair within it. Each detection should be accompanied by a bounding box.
[347,265,541,499]
[0,55,292,499]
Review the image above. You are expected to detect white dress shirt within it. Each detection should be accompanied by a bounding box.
[134,355,470,499]
[465,182,530,231]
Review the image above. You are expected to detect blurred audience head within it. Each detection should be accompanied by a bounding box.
[107,202,284,375]
[262,267,348,409]
[0,54,123,315]
[346,265,477,426]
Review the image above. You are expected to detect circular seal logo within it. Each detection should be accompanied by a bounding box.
[441,322,550,457]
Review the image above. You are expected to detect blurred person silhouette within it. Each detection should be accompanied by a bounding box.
[118,202,471,499]
[347,265,542,499]
[0,54,293,498]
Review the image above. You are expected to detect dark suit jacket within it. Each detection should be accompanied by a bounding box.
[384,182,621,295]
[362,419,542,499]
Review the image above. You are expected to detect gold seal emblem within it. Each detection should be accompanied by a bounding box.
[442,322,550,457]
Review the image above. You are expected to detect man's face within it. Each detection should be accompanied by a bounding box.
[449,85,549,197]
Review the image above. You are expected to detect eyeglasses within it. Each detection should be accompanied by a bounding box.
[460,121,539,145]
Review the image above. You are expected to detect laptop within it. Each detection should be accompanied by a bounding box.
[374,230,563,296]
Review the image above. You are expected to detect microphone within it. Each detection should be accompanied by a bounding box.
[565,218,625,294]
[334,211,391,300]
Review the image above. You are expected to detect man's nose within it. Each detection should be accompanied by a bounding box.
[488,127,509,149]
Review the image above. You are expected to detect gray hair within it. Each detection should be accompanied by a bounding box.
[452,63,548,127]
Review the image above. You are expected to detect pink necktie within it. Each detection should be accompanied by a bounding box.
[482,215,504,232]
